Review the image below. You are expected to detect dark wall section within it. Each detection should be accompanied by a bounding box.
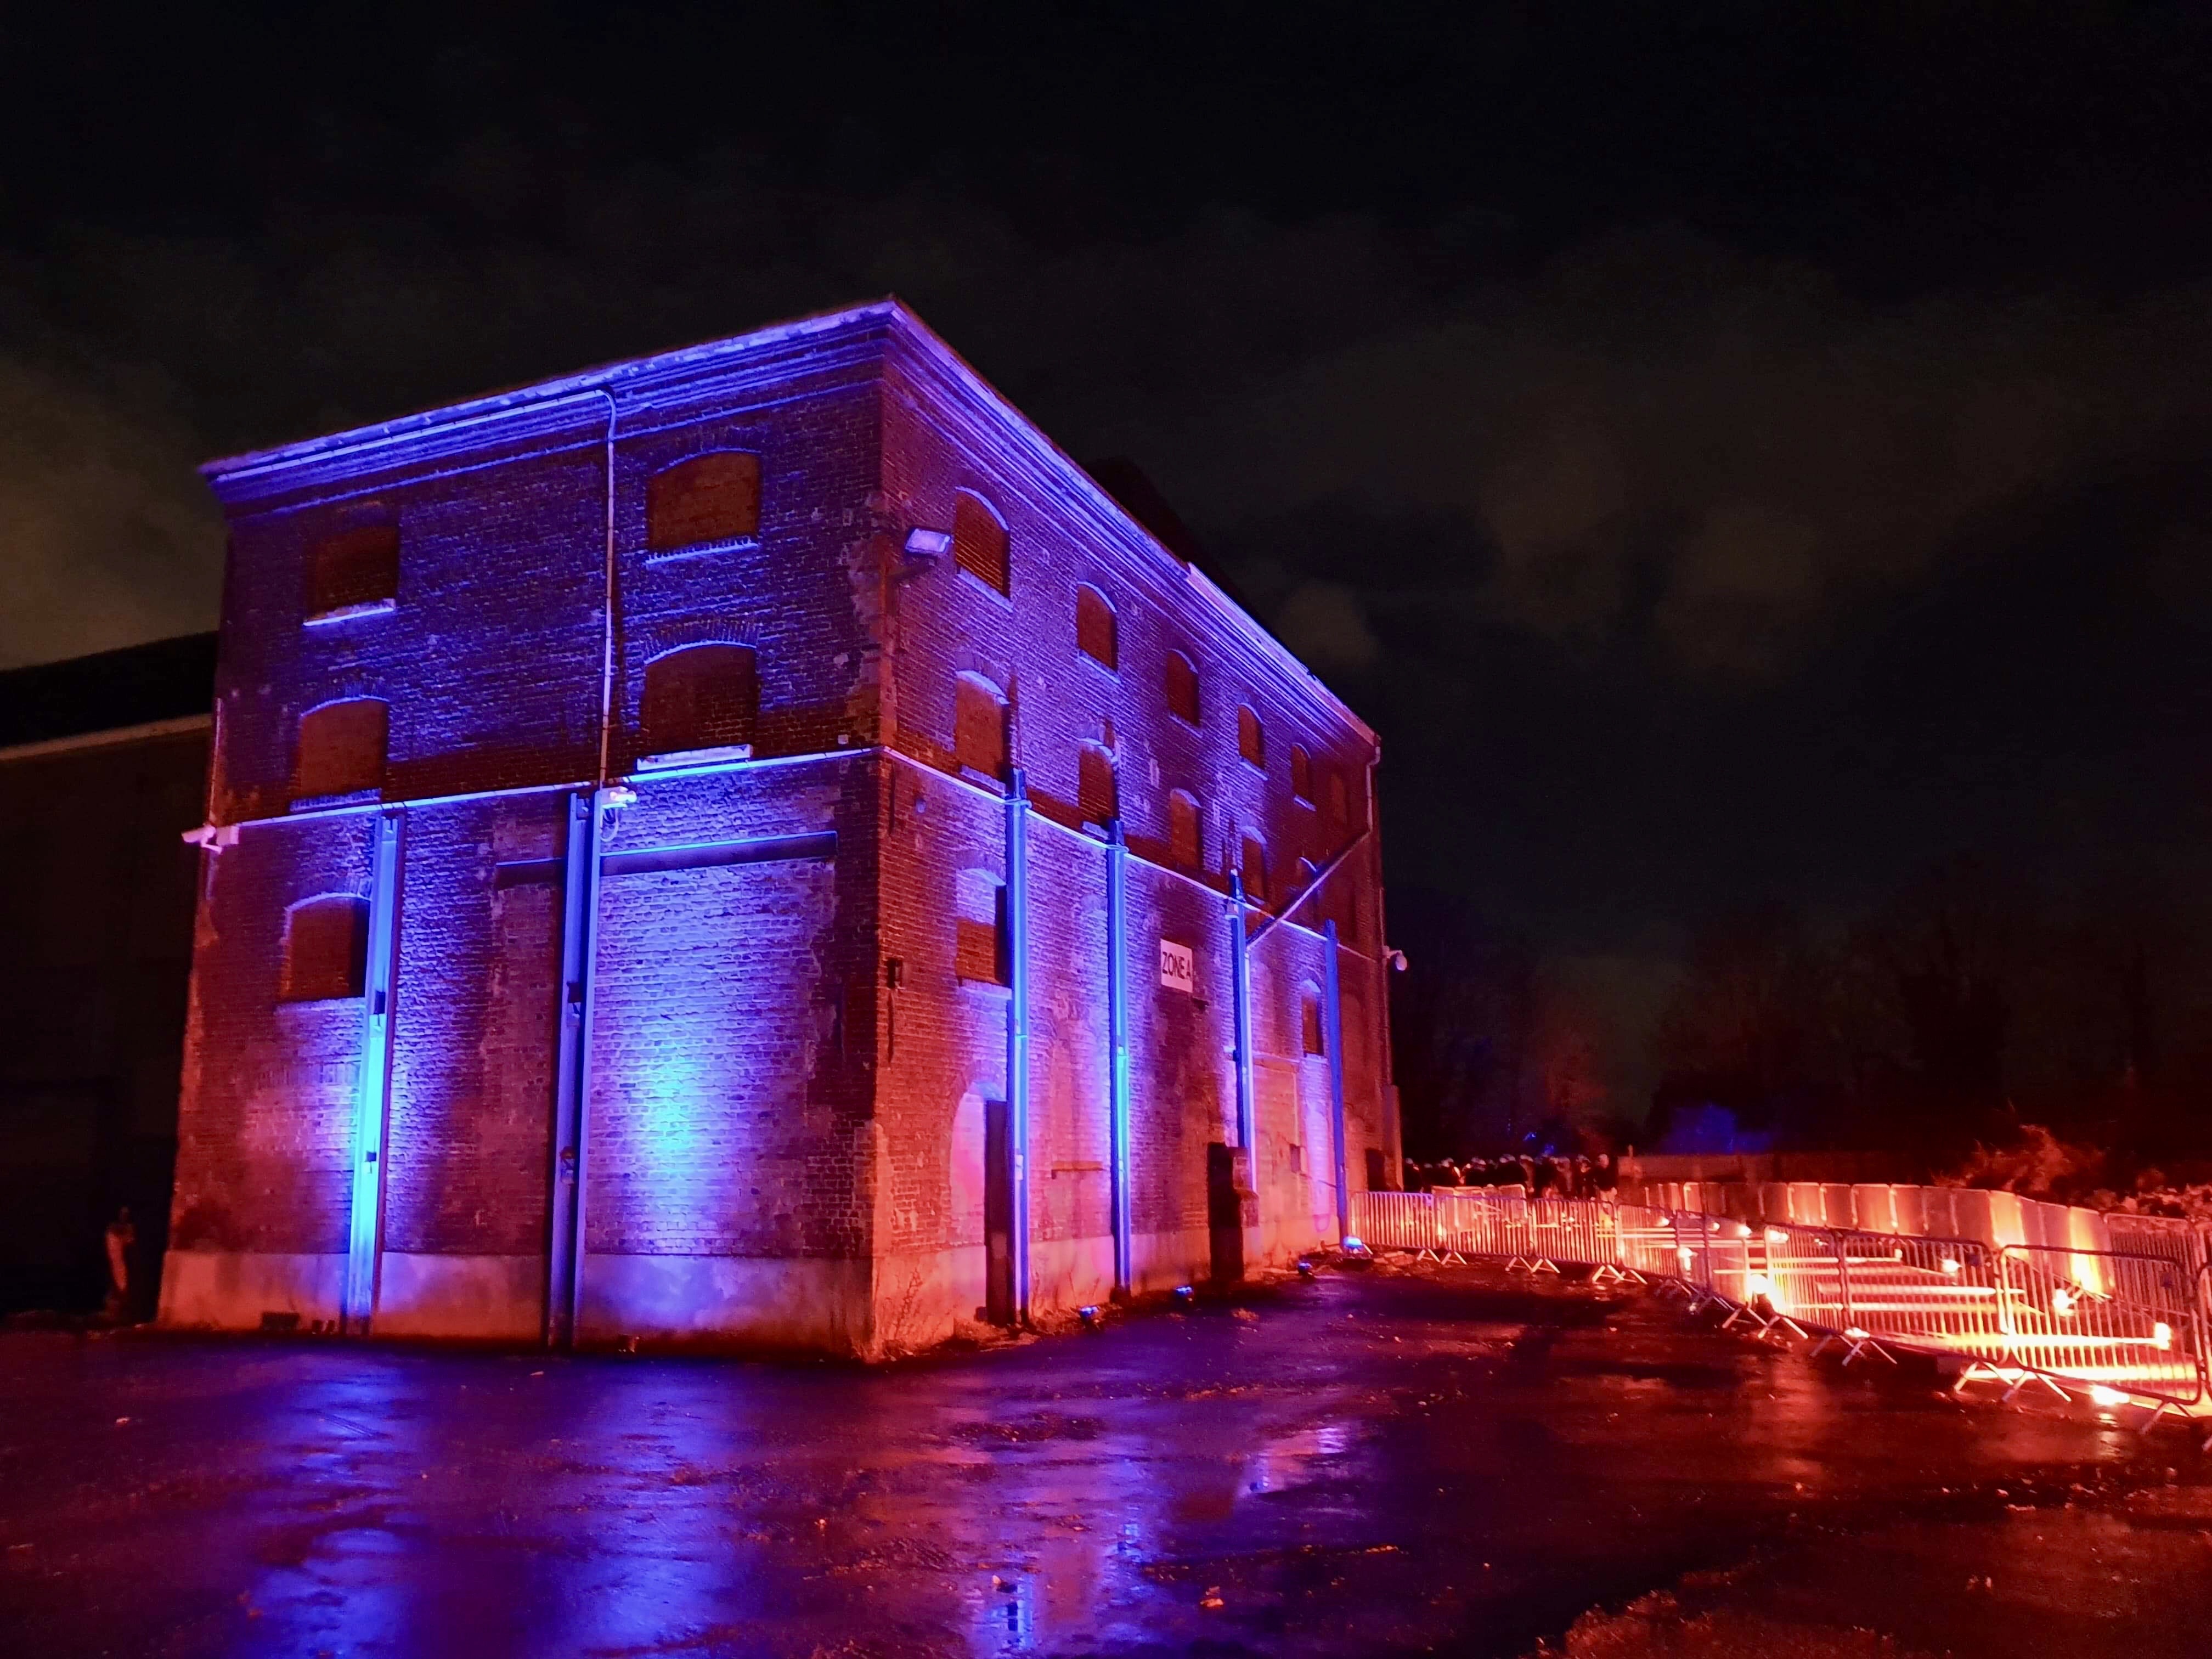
[0,635,215,1317]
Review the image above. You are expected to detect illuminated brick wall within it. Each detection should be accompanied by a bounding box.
[163,301,1390,1354]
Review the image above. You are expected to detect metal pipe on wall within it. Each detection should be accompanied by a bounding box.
[1106,819,1133,1298]
[1005,767,1033,1324]
[1229,871,1256,1155]
[343,805,405,1333]
[1323,917,1351,1245]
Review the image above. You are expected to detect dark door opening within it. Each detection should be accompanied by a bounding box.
[1207,1141,1246,1286]
[1365,1147,1389,1193]
[984,1099,1015,1325]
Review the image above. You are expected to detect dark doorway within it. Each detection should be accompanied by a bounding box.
[1365,1147,1389,1193]
[984,1099,1015,1325]
[1207,1141,1246,1286]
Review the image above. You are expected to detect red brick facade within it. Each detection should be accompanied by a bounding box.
[161,302,1394,1355]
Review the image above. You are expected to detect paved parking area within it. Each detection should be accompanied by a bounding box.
[2,1265,2204,1657]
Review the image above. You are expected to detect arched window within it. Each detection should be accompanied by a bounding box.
[955,674,1008,779]
[1240,833,1268,904]
[1075,584,1116,669]
[647,453,760,552]
[306,520,398,619]
[292,698,387,802]
[1290,744,1313,803]
[281,894,369,1001]
[1167,790,1201,871]
[1164,649,1200,726]
[1301,985,1326,1057]
[953,492,1009,594]
[1077,743,1117,828]
[641,644,759,761]
[1237,705,1265,769]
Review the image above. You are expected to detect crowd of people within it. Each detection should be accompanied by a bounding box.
[1403,1152,1620,1199]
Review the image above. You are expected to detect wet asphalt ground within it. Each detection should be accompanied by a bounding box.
[2,1263,2208,1658]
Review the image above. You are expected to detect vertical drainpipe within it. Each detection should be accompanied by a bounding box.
[1229,870,1256,1156]
[1323,917,1351,1245]
[1005,767,1034,1324]
[1105,817,1133,1299]
[343,805,404,1334]
[546,787,608,1347]
[546,387,622,1349]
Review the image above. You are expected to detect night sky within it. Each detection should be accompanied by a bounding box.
[6,5,2210,1114]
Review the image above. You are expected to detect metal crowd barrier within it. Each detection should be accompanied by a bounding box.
[1344,1188,2211,1417]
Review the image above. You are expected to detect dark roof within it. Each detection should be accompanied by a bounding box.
[1083,456,1255,614]
[0,633,218,749]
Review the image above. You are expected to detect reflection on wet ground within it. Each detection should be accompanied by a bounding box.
[1,1267,2203,1657]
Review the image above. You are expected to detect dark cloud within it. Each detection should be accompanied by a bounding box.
[5,5,2211,1117]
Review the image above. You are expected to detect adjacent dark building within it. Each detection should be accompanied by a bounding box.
[0,634,216,1319]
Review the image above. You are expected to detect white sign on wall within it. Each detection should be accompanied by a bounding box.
[1158,939,1196,994]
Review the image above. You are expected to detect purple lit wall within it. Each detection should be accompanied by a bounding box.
[161,301,1394,1355]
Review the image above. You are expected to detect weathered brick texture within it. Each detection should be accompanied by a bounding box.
[165,301,1391,1354]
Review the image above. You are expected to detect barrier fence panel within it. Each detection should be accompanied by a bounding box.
[1343,1186,2208,1414]
[1993,1244,2205,1407]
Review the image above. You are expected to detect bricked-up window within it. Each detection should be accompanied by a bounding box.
[954,492,1009,594]
[1290,744,1313,803]
[1301,987,1326,1056]
[1167,790,1201,871]
[1075,584,1116,669]
[955,674,1008,780]
[1327,768,1350,828]
[1237,705,1265,769]
[1164,649,1200,726]
[306,522,398,619]
[281,894,369,1001]
[641,644,758,759]
[1077,743,1117,827]
[956,887,1010,985]
[1240,833,1268,904]
[292,698,387,801]
[647,452,760,552]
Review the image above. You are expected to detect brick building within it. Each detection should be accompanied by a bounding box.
[162,300,1397,1356]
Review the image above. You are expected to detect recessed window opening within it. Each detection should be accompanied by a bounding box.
[640,644,759,763]
[281,895,369,1001]
[1167,790,1201,871]
[955,674,1009,780]
[955,876,1010,986]
[1327,770,1350,828]
[1075,584,1117,669]
[1237,706,1265,769]
[1290,744,1313,803]
[953,492,1009,594]
[1240,833,1268,904]
[647,452,760,552]
[1077,743,1118,828]
[306,522,398,620]
[1164,650,1200,726]
[292,698,388,802]
[1301,986,1326,1057]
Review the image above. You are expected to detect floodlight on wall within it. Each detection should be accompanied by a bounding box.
[904,527,952,559]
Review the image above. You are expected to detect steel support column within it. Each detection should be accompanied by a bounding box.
[1005,769,1034,1324]
[1105,819,1133,1298]
[1229,871,1256,1154]
[343,806,404,1333]
[546,787,611,1347]
[1323,917,1351,1244]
